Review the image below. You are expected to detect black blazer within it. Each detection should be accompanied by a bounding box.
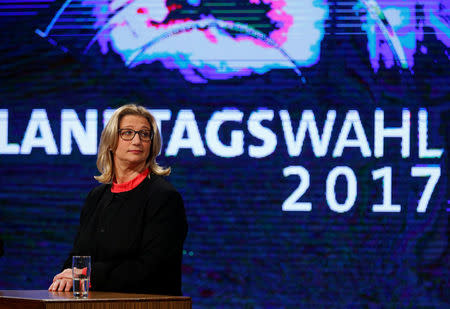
[63,174,188,295]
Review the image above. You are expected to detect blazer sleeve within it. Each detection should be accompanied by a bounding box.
[61,186,103,270]
[89,189,188,294]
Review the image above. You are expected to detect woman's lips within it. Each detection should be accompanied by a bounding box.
[128,150,143,153]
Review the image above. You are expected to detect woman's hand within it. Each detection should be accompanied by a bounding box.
[48,268,73,292]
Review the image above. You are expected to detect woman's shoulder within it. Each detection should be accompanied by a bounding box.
[143,174,182,203]
[87,183,110,200]
[78,183,110,219]
[146,174,177,193]
[142,175,185,219]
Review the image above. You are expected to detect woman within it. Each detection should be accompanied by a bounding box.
[49,104,188,295]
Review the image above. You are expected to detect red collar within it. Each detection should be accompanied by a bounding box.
[111,168,149,193]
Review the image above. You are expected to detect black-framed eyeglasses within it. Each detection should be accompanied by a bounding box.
[118,129,153,142]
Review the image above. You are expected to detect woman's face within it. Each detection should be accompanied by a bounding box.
[113,114,152,170]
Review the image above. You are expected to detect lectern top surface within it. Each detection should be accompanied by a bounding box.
[0,290,190,302]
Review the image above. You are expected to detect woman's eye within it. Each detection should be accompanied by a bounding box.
[124,130,134,136]
[140,131,150,138]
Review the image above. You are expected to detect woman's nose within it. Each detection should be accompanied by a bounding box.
[131,133,142,144]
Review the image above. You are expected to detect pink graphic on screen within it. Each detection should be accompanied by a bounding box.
[355,0,450,72]
[36,0,449,81]
[83,0,328,83]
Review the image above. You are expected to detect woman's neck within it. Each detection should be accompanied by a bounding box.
[114,163,146,184]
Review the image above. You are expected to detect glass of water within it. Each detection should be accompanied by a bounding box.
[72,256,91,298]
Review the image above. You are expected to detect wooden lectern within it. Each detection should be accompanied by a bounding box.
[0,290,191,309]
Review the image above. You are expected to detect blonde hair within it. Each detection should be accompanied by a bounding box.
[94,104,170,183]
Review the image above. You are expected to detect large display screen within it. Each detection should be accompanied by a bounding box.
[0,0,448,307]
